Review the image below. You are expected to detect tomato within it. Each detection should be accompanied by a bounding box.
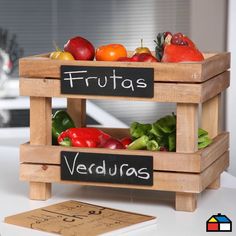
[95,44,127,61]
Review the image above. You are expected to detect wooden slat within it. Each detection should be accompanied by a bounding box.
[200,151,229,191]
[19,150,229,193]
[67,98,86,127]
[20,143,199,172]
[20,164,201,193]
[19,52,230,83]
[20,132,229,173]
[201,71,230,103]
[202,52,230,81]
[99,127,130,139]
[19,77,201,103]
[200,132,229,171]
[19,72,229,103]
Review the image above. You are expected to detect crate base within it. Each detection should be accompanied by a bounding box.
[26,174,222,212]
[22,150,228,212]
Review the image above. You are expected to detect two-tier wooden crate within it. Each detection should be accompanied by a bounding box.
[19,52,230,212]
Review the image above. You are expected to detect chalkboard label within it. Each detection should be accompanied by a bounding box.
[61,151,153,186]
[61,66,154,98]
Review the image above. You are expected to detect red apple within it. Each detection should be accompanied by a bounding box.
[132,53,158,62]
[64,36,95,60]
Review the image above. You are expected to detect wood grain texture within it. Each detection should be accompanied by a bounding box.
[29,182,51,200]
[19,77,202,103]
[200,151,229,191]
[20,143,199,172]
[20,164,201,193]
[19,150,229,194]
[176,103,198,153]
[175,192,197,212]
[200,132,229,171]
[207,176,220,189]
[30,97,52,145]
[19,71,229,103]
[67,98,86,127]
[19,52,230,83]
[176,102,199,210]
[202,52,230,81]
[29,97,52,199]
[201,94,221,138]
[201,93,223,189]
[20,132,229,173]
[201,71,230,103]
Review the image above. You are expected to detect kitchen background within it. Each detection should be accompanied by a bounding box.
[1,0,235,175]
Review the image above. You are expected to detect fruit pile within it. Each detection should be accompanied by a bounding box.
[50,32,204,63]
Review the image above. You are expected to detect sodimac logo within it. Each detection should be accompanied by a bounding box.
[206,213,232,232]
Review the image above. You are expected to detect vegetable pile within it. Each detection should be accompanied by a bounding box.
[127,114,212,151]
[128,114,176,151]
[49,32,204,63]
[52,110,212,152]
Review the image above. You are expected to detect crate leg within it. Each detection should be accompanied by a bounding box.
[29,182,51,200]
[207,176,221,189]
[175,192,197,212]
[176,104,198,212]
[67,98,86,127]
[201,94,221,139]
[28,97,52,200]
[176,103,198,153]
[30,97,52,145]
[202,95,222,191]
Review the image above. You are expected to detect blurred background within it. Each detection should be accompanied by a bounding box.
[1,0,235,175]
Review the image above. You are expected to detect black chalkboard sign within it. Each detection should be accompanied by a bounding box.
[61,66,154,98]
[61,151,153,186]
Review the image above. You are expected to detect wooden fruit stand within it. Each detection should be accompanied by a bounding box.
[19,52,230,212]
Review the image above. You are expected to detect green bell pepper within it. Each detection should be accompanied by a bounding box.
[52,110,75,145]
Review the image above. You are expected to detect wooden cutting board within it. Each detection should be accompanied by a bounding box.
[5,200,156,236]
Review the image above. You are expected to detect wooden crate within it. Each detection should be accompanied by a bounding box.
[19,52,230,212]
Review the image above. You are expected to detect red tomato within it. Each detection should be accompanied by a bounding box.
[96,44,127,61]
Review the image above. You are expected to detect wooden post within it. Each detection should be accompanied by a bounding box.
[175,103,198,211]
[175,193,197,212]
[29,97,52,200]
[202,94,222,189]
[67,98,86,127]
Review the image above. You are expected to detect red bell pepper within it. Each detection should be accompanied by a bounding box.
[58,127,110,147]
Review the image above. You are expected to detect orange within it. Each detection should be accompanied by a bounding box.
[95,44,127,61]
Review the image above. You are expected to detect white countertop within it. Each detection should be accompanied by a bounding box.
[0,145,236,236]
